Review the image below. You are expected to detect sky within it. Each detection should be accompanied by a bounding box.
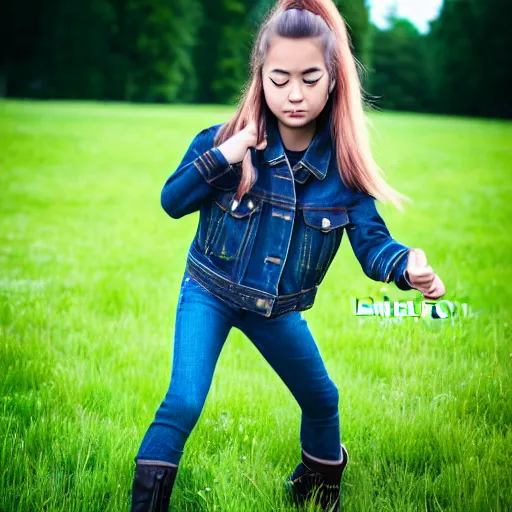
[368,0,444,34]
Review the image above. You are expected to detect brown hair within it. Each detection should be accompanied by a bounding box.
[213,0,411,211]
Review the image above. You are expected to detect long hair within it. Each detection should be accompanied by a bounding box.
[213,0,411,211]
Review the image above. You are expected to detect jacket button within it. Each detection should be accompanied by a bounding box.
[255,298,267,309]
[247,200,254,210]
[321,217,331,228]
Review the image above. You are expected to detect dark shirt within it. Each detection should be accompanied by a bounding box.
[284,147,307,173]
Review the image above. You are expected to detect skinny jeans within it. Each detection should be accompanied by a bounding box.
[135,268,342,466]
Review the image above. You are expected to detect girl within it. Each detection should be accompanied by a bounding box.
[130,0,445,510]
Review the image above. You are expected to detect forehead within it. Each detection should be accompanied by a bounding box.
[264,36,326,72]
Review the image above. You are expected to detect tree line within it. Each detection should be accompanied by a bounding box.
[1,0,510,118]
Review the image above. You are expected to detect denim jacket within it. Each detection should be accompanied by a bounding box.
[161,113,413,318]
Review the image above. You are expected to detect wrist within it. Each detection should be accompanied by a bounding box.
[403,269,414,288]
[212,146,230,167]
[215,143,233,165]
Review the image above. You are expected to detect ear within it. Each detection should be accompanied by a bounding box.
[328,79,336,94]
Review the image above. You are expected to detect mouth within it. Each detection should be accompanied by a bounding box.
[285,110,306,116]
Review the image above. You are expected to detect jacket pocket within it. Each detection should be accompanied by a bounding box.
[302,209,349,232]
[300,208,349,286]
[205,191,263,278]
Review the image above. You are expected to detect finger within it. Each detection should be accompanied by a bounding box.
[408,248,428,268]
[255,140,267,150]
[243,121,257,136]
[429,277,445,296]
[415,248,428,267]
[423,278,446,300]
[421,281,439,299]
[407,265,434,279]
[410,275,435,288]
[254,135,267,148]
[424,273,436,287]
[408,273,434,285]
[409,274,437,295]
[424,284,438,297]
[423,289,444,300]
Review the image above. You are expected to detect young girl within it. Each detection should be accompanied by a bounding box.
[130,0,445,510]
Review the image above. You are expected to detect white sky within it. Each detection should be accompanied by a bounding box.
[368,0,444,33]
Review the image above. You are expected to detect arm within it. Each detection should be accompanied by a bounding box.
[345,192,413,291]
[160,124,241,219]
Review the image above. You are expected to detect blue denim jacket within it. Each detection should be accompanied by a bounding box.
[161,113,413,318]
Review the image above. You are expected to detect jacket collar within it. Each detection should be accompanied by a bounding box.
[262,111,333,184]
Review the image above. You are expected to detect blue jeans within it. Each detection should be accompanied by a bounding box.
[135,268,342,466]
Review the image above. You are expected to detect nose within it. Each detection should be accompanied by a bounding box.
[288,79,304,102]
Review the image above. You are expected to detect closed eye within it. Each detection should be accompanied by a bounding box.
[269,77,320,87]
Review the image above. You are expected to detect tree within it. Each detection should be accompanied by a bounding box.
[334,0,371,71]
[368,17,433,112]
[429,0,512,118]
[123,0,202,102]
[193,0,253,105]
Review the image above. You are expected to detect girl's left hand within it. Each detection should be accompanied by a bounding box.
[405,248,446,300]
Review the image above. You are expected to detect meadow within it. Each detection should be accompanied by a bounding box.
[1,100,511,511]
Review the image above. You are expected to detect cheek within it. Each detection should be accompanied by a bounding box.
[263,88,282,109]
[310,89,329,109]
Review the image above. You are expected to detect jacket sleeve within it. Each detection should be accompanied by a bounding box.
[160,124,241,219]
[345,192,414,291]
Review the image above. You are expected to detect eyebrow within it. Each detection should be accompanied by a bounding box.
[269,67,323,75]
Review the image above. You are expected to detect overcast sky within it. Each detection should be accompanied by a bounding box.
[368,0,444,33]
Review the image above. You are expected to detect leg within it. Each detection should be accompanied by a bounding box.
[135,272,235,466]
[234,310,342,462]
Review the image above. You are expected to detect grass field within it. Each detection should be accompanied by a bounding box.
[1,99,511,511]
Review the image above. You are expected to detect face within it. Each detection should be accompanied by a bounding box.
[262,35,331,129]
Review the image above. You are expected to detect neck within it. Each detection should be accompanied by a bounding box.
[277,118,316,151]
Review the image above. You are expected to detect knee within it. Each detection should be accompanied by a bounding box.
[156,395,205,428]
[179,397,205,423]
[303,378,339,418]
[324,379,339,412]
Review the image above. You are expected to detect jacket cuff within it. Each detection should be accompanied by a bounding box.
[193,147,232,184]
[392,249,415,291]
[212,147,229,166]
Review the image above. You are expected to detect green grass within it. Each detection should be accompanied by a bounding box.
[1,99,511,511]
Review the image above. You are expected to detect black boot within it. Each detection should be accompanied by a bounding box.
[130,460,179,512]
[284,444,349,511]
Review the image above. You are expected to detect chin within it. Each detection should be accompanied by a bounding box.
[277,115,312,128]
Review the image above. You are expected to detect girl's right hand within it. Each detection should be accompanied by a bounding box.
[216,121,267,165]
[405,248,446,300]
